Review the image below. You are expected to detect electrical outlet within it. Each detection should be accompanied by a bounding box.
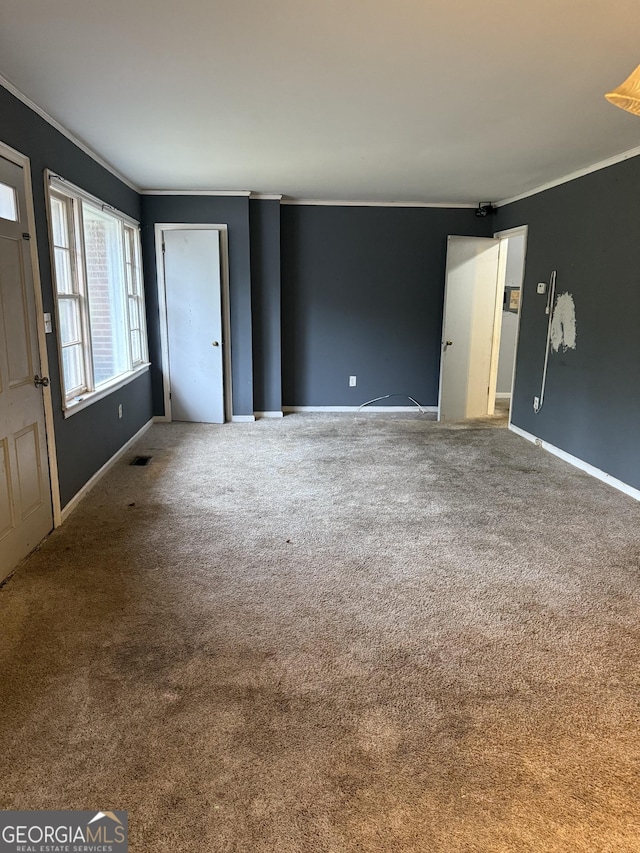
[533,396,540,412]
[118,404,123,419]
[537,282,546,294]
[349,375,357,387]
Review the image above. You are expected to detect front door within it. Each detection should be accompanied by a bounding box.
[162,228,225,424]
[0,153,53,582]
[438,236,501,421]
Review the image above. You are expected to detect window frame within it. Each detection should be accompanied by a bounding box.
[46,172,150,417]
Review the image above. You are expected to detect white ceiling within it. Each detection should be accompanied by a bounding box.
[1,0,640,203]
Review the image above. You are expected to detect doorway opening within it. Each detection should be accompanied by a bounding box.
[493,226,527,423]
[155,224,232,424]
[437,225,527,422]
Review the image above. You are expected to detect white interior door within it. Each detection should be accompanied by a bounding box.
[438,236,501,421]
[163,229,224,423]
[0,154,53,581]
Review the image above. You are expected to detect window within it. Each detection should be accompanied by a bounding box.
[0,181,18,221]
[47,175,149,414]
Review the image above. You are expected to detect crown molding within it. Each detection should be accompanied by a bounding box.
[8,70,637,211]
[141,189,251,196]
[280,198,477,208]
[497,143,640,207]
[0,73,140,192]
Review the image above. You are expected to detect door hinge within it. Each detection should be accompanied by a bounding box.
[23,233,31,241]
[162,241,165,253]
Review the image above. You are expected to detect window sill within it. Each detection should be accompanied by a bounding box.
[62,363,151,419]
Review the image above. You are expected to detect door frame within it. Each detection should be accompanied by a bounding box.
[492,225,528,426]
[0,140,61,527]
[155,223,232,423]
[486,238,508,415]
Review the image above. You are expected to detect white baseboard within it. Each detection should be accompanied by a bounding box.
[495,392,511,400]
[509,423,640,502]
[156,414,260,424]
[60,419,154,524]
[282,405,437,413]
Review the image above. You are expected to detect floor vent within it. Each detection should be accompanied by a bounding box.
[130,455,152,466]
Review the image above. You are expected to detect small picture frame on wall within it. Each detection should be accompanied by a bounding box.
[504,286,520,314]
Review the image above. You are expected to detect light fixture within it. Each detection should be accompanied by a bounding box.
[475,202,496,218]
[605,65,640,116]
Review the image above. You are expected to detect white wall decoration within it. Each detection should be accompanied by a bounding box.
[550,292,577,353]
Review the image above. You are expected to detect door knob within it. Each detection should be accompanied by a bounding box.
[34,374,50,387]
[211,341,220,347]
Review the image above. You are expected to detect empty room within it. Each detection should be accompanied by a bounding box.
[1,1,640,850]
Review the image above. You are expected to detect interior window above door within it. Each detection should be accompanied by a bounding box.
[0,181,18,221]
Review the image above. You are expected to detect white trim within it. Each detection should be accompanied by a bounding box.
[495,392,511,400]
[254,411,284,418]
[250,194,283,201]
[60,419,153,522]
[0,73,139,192]
[0,141,62,527]
[493,225,529,241]
[487,239,508,415]
[45,172,149,415]
[47,170,140,226]
[496,145,640,207]
[62,364,151,418]
[282,405,437,413]
[280,198,477,209]
[155,223,233,423]
[509,423,640,503]
[231,414,256,422]
[142,189,251,197]
[152,415,170,423]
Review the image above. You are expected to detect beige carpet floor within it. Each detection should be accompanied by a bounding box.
[1,413,640,852]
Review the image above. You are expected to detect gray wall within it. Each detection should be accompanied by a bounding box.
[141,195,254,417]
[495,156,640,490]
[281,205,491,407]
[0,84,153,507]
[250,199,282,413]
